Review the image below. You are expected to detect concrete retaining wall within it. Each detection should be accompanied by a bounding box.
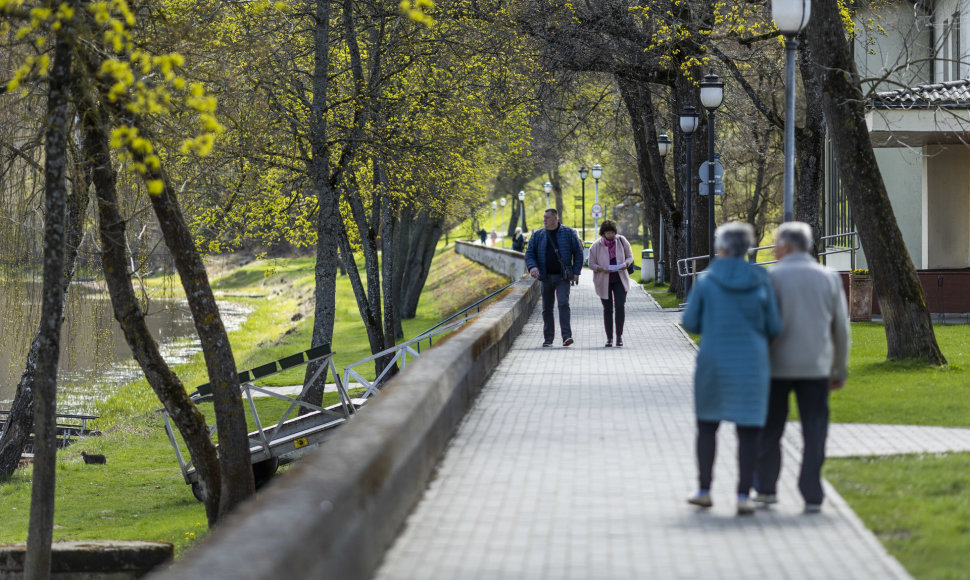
[455,240,526,280]
[149,274,540,580]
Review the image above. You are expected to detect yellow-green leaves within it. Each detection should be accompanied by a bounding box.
[400,0,434,26]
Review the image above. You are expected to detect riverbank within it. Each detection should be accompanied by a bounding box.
[0,246,508,555]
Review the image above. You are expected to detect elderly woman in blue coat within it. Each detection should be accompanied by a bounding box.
[682,222,781,515]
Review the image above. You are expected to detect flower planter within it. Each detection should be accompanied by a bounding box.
[849,274,873,322]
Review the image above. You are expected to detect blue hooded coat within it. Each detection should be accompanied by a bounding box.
[682,258,782,427]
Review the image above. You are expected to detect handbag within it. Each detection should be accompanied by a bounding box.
[617,235,636,275]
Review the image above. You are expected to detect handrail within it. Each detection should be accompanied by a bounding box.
[677,231,859,278]
[415,280,517,348]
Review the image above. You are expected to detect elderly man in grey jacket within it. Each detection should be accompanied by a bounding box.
[754,222,850,513]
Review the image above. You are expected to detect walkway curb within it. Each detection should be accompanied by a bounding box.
[148,275,540,580]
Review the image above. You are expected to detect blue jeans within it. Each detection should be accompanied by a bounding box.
[755,378,830,504]
[541,273,572,343]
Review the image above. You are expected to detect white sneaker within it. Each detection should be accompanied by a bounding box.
[737,495,756,516]
[687,491,712,508]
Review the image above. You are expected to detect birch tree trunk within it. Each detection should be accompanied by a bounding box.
[805,0,945,364]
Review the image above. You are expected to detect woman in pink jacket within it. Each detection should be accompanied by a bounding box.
[588,220,634,347]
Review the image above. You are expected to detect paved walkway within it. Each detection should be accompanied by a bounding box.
[374,275,914,580]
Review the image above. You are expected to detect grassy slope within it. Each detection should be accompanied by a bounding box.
[0,247,507,554]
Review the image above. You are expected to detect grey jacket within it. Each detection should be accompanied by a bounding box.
[768,253,850,381]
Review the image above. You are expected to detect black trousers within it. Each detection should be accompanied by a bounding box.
[755,378,830,504]
[696,420,761,496]
[541,273,572,343]
[600,279,627,341]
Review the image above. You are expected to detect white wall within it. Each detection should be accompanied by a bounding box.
[877,147,926,269]
[854,3,932,91]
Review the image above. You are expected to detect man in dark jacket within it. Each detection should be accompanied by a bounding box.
[524,208,584,347]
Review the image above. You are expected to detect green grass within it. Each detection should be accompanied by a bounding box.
[0,249,507,554]
[827,453,970,580]
[831,323,970,427]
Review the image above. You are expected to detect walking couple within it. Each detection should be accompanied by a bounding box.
[525,209,634,348]
[682,221,850,516]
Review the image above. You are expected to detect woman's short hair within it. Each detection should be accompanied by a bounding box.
[775,221,814,253]
[714,221,756,258]
[599,220,618,237]
[515,227,522,235]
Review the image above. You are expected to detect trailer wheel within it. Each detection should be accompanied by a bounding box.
[252,457,280,488]
[191,481,205,502]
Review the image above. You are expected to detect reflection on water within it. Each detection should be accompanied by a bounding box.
[0,279,249,414]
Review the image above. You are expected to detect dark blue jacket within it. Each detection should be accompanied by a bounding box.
[524,224,584,280]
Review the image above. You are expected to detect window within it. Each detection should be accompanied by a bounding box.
[824,137,853,247]
[953,11,961,80]
[944,19,950,82]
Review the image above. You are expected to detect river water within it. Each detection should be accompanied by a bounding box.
[0,279,249,414]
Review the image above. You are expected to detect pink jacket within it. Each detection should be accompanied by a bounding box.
[588,235,633,299]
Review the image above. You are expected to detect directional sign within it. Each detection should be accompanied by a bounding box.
[698,161,724,182]
[698,182,725,196]
[591,203,602,214]
[591,210,603,219]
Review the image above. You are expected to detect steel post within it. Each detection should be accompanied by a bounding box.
[783,35,798,222]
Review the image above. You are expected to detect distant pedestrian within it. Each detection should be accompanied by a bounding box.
[682,222,781,515]
[588,220,633,347]
[512,227,526,252]
[490,230,497,247]
[478,228,487,245]
[525,208,583,347]
[754,222,849,514]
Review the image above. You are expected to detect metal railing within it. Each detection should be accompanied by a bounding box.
[342,315,479,399]
[677,231,859,281]
[415,281,516,351]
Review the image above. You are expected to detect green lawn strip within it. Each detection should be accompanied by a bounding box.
[1,249,507,553]
[826,452,970,580]
[831,323,970,427]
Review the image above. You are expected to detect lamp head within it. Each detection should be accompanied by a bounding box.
[679,105,700,135]
[491,201,497,210]
[518,190,525,201]
[500,197,506,207]
[578,166,589,180]
[543,181,552,194]
[772,0,811,35]
[657,132,672,157]
[591,164,602,180]
[699,71,725,110]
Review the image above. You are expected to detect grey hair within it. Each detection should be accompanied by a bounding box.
[775,221,814,253]
[515,227,522,235]
[714,221,756,258]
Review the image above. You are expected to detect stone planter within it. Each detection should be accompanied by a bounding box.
[849,274,874,322]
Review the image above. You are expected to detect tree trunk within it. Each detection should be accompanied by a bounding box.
[24,23,73,579]
[805,0,945,364]
[303,0,339,408]
[796,32,826,248]
[147,172,255,512]
[400,211,444,319]
[75,91,222,524]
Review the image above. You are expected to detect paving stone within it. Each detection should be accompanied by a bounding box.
[374,275,912,580]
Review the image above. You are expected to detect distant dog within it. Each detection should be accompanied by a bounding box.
[80,451,106,465]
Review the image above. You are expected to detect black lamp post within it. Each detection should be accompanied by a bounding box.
[578,166,589,241]
[679,106,700,296]
[657,132,672,284]
[700,71,725,262]
[772,0,811,222]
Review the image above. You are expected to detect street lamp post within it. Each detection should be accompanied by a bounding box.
[578,167,588,241]
[491,200,497,244]
[543,181,552,209]
[591,164,603,233]
[499,197,507,247]
[518,190,527,233]
[773,0,811,222]
[658,132,672,284]
[700,71,725,262]
[679,106,700,296]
